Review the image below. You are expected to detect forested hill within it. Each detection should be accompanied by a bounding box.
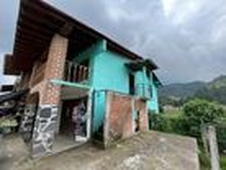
[159,75,226,105]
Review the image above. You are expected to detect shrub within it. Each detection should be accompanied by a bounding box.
[150,112,185,135]
[182,99,225,139]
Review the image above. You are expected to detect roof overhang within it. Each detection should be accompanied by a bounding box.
[8,0,158,74]
[125,59,158,71]
[3,54,20,75]
[153,73,162,86]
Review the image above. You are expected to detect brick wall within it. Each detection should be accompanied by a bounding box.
[135,99,149,131]
[27,34,68,157]
[107,92,133,139]
[29,34,68,105]
[104,91,148,147]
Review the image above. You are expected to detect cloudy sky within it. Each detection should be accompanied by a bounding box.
[0,0,226,84]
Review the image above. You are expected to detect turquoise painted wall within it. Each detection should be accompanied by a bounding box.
[135,67,152,99]
[90,51,130,93]
[72,40,159,132]
[147,73,159,113]
[93,90,106,132]
[134,67,159,113]
[90,43,132,131]
[72,41,108,132]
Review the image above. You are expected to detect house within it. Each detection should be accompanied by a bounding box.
[3,0,161,158]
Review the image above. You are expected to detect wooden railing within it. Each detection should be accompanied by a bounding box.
[64,61,89,84]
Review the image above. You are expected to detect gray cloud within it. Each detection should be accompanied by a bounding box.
[0,0,226,85]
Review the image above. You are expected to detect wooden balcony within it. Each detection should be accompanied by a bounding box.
[64,61,89,84]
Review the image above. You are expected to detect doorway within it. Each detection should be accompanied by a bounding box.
[53,96,89,153]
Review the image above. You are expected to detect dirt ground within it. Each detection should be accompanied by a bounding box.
[0,131,200,170]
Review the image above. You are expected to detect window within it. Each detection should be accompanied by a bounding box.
[129,73,135,95]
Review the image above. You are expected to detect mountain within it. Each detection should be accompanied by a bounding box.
[159,81,207,99]
[208,75,226,88]
[159,75,226,105]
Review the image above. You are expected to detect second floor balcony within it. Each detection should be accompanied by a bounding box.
[64,61,90,85]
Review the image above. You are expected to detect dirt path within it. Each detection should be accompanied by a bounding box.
[2,131,200,170]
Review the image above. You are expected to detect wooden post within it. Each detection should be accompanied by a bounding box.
[208,125,220,170]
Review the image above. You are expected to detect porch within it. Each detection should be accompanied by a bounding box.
[50,80,93,155]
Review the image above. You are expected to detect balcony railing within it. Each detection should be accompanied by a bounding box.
[64,61,89,84]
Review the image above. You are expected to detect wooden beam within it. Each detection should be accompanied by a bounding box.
[20,13,61,32]
[58,23,74,37]
[16,30,52,43]
[18,18,56,36]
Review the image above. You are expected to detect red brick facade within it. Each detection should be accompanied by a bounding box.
[135,99,149,131]
[108,92,133,139]
[105,91,149,146]
[29,34,68,105]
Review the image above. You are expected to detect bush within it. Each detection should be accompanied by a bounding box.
[182,99,225,139]
[199,147,211,170]
[150,99,226,169]
[216,126,226,154]
[150,112,185,135]
[220,156,226,170]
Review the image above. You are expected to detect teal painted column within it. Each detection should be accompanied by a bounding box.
[147,72,159,113]
[92,90,106,132]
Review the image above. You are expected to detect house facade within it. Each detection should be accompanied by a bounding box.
[4,0,160,157]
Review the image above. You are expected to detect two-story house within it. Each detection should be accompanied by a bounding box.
[3,0,161,158]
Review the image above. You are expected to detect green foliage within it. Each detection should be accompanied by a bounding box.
[220,156,226,170]
[150,111,185,135]
[151,99,226,169]
[195,86,226,105]
[199,147,211,170]
[216,126,226,154]
[182,99,225,138]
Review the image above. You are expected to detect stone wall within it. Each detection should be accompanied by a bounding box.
[32,105,58,157]
[20,105,37,143]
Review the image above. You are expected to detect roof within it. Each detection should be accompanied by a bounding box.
[125,59,158,71]
[4,0,158,74]
[153,73,162,86]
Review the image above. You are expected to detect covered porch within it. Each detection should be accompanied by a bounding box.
[50,80,93,154]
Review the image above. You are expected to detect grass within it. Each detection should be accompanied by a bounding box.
[220,156,226,170]
[162,109,182,118]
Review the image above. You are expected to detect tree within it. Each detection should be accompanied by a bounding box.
[182,99,225,138]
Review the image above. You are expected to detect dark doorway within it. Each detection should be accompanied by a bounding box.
[53,96,88,153]
[129,73,135,95]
